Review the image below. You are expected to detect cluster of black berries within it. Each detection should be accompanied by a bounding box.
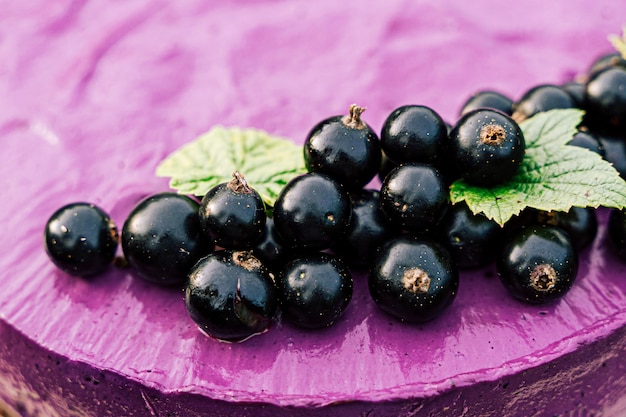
[44,50,626,343]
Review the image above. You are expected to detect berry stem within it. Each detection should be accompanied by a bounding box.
[228,171,253,194]
[341,104,367,130]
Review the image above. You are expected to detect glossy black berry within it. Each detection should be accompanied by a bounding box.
[585,66,626,135]
[449,109,525,187]
[369,236,459,323]
[199,171,266,250]
[597,132,626,179]
[122,192,212,286]
[273,173,351,251]
[496,225,578,304]
[511,84,576,122]
[304,104,381,189]
[185,250,278,342]
[331,189,399,269]
[44,203,118,277]
[460,90,514,116]
[276,253,352,329]
[380,105,449,168]
[379,163,449,233]
[436,201,503,270]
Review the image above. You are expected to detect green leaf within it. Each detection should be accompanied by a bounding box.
[449,109,626,226]
[608,25,626,59]
[156,126,306,207]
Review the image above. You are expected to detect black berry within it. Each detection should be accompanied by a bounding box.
[449,108,525,187]
[496,225,578,304]
[185,250,278,342]
[304,104,381,189]
[608,208,626,259]
[276,253,353,329]
[44,202,119,277]
[273,173,351,251]
[511,84,576,122]
[122,192,212,286]
[585,66,626,136]
[380,104,449,168]
[199,171,266,250]
[379,163,449,233]
[369,236,459,323]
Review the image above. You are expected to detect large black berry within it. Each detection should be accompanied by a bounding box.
[276,253,352,329]
[273,173,351,251]
[449,108,525,187]
[496,225,578,304]
[44,202,119,277]
[185,250,278,342]
[379,163,449,233]
[380,105,449,168]
[304,104,381,189]
[122,192,212,286]
[199,171,266,250]
[369,236,459,323]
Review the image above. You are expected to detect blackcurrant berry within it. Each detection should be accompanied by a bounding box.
[511,84,576,122]
[122,192,212,286]
[496,225,578,304]
[449,108,525,187]
[436,201,503,269]
[273,173,351,251]
[380,104,449,168]
[44,202,118,277]
[331,189,399,269]
[585,66,626,136]
[379,163,449,233]
[459,90,514,116]
[369,236,459,323]
[561,81,586,108]
[199,171,266,250]
[276,253,352,329]
[185,250,278,342]
[597,132,626,179]
[304,104,381,189]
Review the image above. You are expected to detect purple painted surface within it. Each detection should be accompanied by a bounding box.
[1,1,626,415]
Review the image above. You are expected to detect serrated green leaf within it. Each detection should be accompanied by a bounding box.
[449,109,626,226]
[156,126,306,207]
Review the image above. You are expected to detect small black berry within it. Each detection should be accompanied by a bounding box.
[44,203,119,277]
[273,173,352,251]
[449,108,525,187]
[460,90,514,116]
[379,163,449,233]
[511,84,576,122]
[380,104,449,168]
[199,171,266,250]
[276,253,353,329]
[369,236,459,323]
[496,225,578,304]
[304,104,381,189]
